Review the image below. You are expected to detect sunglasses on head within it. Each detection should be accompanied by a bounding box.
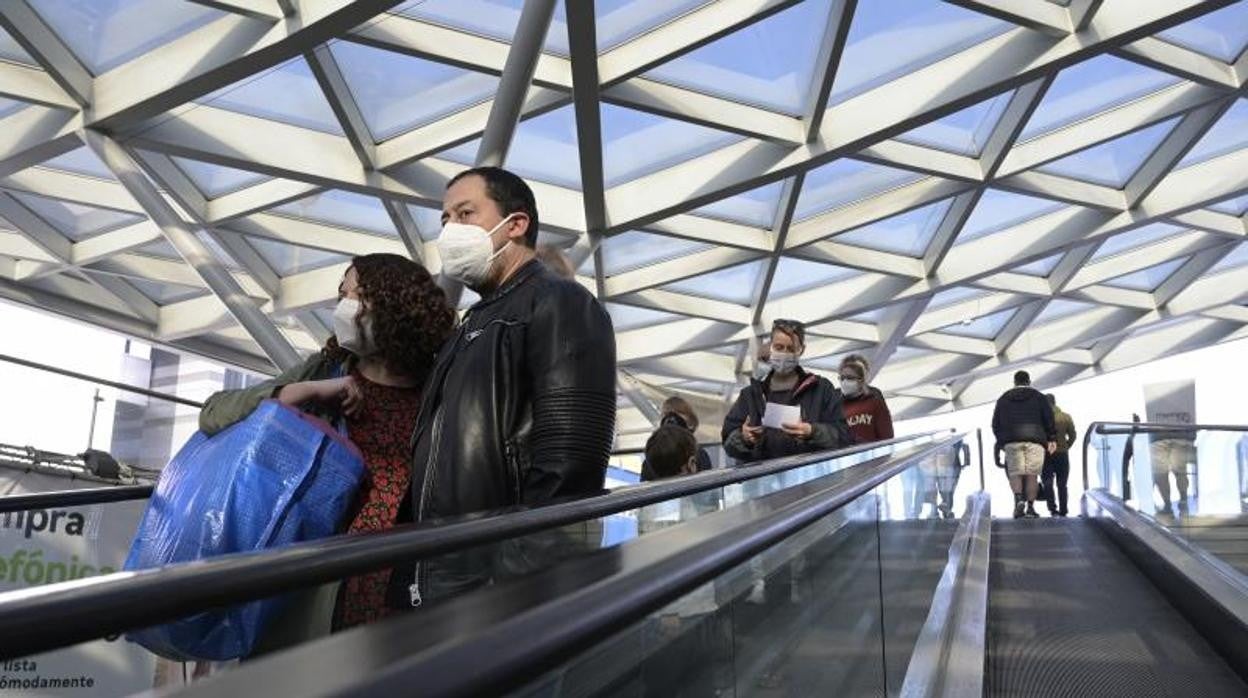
[771,318,805,342]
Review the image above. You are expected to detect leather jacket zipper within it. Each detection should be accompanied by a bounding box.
[407,317,522,607]
[410,403,446,608]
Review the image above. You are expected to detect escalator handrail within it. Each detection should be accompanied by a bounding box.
[0,428,944,513]
[0,431,952,661]
[0,484,154,513]
[1092,421,1248,435]
[1081,420,1248,491]
[171,434,970,697]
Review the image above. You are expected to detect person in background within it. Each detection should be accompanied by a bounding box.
[200,254,456,632]
[645,396,721,515]
[1042,394,1078,517]
[723,320,848,611]
[636,425,731,696]
[752,345,771,382]
[393,166,617,608]
[644,396,712,474]
[837,354,894,444]
[992,370,1057,519]
[535,243,576,280]
[1238,434,1248,513]
[1121,413,1141,500]
[1151,418,1197,517]
[641,424,700,483]
[722,319,851,462]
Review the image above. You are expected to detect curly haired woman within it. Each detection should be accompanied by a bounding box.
[199,253,456,632]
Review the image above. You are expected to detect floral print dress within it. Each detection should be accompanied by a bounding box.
[332,370,422,630]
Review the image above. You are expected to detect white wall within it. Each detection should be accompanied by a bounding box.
[0,300,128,455]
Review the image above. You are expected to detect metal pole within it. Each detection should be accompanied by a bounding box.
[475,0,558,168]
[0,353,204,408]
[617,372,660,425]
[87,388,102,449]
[977,427,985,491]
[82,131,302,372]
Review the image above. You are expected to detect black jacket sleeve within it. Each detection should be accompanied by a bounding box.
[522,280,617,505]
[808,381,851,450]
[721,386,761,462]
[991,397,1004,442]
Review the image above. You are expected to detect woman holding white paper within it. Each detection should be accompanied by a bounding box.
[720,319,852,462]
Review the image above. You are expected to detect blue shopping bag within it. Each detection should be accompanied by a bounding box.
[123,399,365,661]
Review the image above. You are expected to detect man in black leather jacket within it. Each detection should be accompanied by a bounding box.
[391,167,616,608]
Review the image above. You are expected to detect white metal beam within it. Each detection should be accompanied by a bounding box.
[0,0,91,107]
[604,0,1230,232]
[945,0,1071,35]
[84,131,300,370]
[188,0,285,22]
[802,0,856,141]
[475,0,557,168]
[0,60,77,110]
[566,0,607,300]
[90,0,406,131]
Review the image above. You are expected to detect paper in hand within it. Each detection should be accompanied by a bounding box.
[762,402,802,429]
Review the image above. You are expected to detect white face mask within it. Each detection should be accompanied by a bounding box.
[436,214,516,288]
[841,378,862,397]
[332,298,373,356]
[770,351,798,376]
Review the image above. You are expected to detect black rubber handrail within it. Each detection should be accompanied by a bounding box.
[0,429,939,514]
[0,431,951,660]
[1093,422,1248,435]
[171,435,968,697]
[0,484,154,513]
[1080,421,1248,491]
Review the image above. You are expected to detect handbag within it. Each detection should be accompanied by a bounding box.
[123,399,365,661]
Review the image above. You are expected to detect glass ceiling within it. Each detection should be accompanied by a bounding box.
[642,0,832,115]
[0,0,1244,424]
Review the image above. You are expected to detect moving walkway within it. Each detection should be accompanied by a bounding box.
[0,424,1245,696]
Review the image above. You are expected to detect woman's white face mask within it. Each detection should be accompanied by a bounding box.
[436,213,516,288]
[333,298,374,356]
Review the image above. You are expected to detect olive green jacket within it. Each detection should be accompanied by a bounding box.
[1053,407,1077,454]
[198,353,348,436]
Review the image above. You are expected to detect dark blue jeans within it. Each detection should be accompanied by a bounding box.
[1042,452,1071,514]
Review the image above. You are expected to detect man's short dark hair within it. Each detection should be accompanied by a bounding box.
[1014,370,1031,386]
[643,425,697,482]
[448,166,539,247]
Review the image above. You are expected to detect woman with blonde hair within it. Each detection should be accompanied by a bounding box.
[837,353,893,444]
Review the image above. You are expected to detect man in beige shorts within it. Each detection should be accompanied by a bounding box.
[992,371,1058,518]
